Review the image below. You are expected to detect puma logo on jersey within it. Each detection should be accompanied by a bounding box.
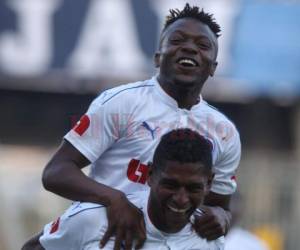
[141,121,159,140]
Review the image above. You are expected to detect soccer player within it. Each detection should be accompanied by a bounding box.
[24,129,224,250]
[24,3,241,249]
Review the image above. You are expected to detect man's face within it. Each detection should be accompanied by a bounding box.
[148,160,212,233]
[155,18,218,88]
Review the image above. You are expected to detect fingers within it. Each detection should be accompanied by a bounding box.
[139,216,146,236]
[198,205,210,214]
[194,214,214,225]
[113,228,124,250]
[135,217,146,249]
[100,224,115,248]
[194,222,223,240]
[124,232,133,250]
[199,225,223,241]
[193,214,224,241]
[134,235,146,250]
[101,201,146,250]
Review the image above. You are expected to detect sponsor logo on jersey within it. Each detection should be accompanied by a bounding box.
[127,159,149,184]
[141,121,159,140]
[49,217,60,234]
[73,114,90,136]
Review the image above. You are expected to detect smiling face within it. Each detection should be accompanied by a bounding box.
[155,18,218,90]
[148,160,212,233]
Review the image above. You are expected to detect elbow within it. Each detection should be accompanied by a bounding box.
[42,163,58,192]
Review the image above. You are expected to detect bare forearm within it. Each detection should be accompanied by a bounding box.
[22,232,44,250]
[204,191,231,210]
[42,161,123,206]
[203,191,232,234]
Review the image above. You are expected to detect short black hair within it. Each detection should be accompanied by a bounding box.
[163,3,221,38]
[152,129,213,174]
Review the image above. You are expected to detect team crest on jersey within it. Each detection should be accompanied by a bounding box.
[73,115,90,136]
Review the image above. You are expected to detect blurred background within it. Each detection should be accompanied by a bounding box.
[0,0,299,249]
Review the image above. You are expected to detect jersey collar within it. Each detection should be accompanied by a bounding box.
[152,76,203,111]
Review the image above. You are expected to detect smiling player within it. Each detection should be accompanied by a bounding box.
[23,4,241,250]
[25,129,225,250]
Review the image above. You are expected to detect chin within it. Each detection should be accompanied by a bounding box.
[173,76,198,88]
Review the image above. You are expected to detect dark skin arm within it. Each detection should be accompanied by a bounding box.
[21,233,45,250]
[42,140,146,250]
[193,192,232,240]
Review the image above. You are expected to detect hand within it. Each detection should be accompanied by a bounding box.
[192,206,231,241]
[100,192,146,250]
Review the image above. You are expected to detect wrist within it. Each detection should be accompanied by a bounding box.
[106,189,126,206]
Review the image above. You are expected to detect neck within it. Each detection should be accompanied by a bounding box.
[157,76,202,110]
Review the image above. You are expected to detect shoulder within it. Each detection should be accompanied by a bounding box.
[201,100,238,131]
[92,79,155,107]
[63,202,106,229]
[39,202,106,249]
[199,100,240,148]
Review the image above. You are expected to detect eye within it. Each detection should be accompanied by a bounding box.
[199,44,210,50]
[187,185,205,193]
[160,180,180,190]
[197,41,211,50]
[169,35,185,44]
[162,183,178,190]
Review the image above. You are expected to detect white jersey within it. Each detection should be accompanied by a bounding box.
[225,227,269,250]
[65,77,241,195]
[40,191,224,250]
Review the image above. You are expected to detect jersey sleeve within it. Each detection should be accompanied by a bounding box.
[39,215,83,250]
[64,91,127,163]
[39,202,106,250]
[211,127,241,195]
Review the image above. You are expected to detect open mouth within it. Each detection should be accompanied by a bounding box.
[167,204,191,214]
[176,57,199,67]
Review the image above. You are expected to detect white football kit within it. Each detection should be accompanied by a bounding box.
[40,191,225,250]
[65,76,241,195]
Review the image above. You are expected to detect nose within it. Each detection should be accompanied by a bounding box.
[172,187,190,208]
[180,41,198,55]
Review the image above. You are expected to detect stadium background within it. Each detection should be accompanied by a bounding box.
[0,0,299,249]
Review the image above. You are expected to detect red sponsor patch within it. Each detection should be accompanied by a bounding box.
[73,115,90,136]
[127,159,149,184]
[50,217,60,234]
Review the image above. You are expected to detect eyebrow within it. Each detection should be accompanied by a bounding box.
[160,178,204,187]
[170,30,212,41]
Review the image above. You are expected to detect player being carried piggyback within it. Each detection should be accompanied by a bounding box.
[23,3,241,250]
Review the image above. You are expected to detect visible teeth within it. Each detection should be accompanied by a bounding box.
[168,205,189,213]
[179,59,196,66]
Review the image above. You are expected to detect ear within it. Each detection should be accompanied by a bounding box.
[147,162,154,187]
[154,52,161,68]
[209,61,218,76]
